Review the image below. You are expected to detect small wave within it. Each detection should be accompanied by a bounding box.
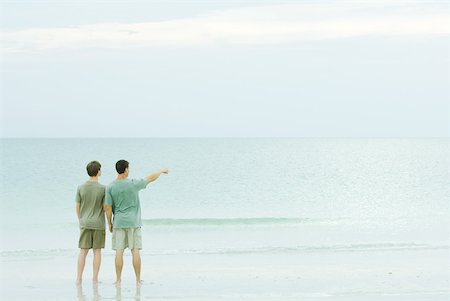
[0,248,76,260]
[2,243,447,259]
[141,217,343,226]
[153,243,449,255]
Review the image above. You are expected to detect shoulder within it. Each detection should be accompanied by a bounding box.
[106,181,116,188]
[106,181,120,192]
[97,183,106,192]
[131,178,145,183]
[131,178,148,190]
[131,178,147,185]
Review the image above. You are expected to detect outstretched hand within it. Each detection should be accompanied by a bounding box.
[146,168,169,184]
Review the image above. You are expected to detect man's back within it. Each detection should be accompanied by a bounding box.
[76,181,106,230]
[104,161,168,286]
[106,178,147,228]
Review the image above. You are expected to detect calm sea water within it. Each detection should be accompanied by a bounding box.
[0,138,448,257]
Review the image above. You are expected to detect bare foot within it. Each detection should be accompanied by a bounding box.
[76,279,82,286]
[114,280,121,287]
[136,280,143,287]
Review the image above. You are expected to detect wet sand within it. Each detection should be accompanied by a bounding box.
[1,248,448,300]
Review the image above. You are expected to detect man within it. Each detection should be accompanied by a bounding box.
[75,160,106,285]
[105,159,168,287]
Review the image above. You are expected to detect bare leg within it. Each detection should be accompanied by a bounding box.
[92,249,101,283]
[131,248,141,286]
[115,249,124,285]
[76,249,89,285]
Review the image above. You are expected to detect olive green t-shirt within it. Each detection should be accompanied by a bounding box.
[75,181,106,230]
[105,178,148,228]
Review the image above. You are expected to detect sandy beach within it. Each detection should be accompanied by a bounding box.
[1,246,448,300]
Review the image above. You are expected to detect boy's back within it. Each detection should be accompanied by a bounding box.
[76,181,106,230]
[76,160,105,285]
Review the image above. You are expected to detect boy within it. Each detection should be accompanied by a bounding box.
[75,160,106,285]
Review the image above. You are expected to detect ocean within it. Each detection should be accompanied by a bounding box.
[0,138,449,300]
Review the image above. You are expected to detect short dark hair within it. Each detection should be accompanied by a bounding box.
[116,160,129,174]
[86,161,101,177]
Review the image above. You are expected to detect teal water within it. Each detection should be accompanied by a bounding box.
[0,138,448,254]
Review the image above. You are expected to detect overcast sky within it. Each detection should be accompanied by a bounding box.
[1,0,449,137]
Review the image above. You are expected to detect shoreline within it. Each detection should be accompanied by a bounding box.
[2,248,448,300]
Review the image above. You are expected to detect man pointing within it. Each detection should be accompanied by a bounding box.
[105,160,168,286]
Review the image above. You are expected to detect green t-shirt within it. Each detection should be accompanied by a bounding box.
[76,181,106,230]
[105,178,148,228]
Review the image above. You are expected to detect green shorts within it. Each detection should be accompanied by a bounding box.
[112,227,142,250]
[79,228,105,249]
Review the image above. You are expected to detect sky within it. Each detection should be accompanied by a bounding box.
[0,0,449,137]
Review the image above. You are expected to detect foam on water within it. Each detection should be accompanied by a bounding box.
[2,242,447,260]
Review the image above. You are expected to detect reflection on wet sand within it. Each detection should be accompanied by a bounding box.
[115,284,141,301]
[77,283,100,301]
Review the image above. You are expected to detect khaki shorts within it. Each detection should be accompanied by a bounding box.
[112,227,142,250]
[79,228,105,249]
